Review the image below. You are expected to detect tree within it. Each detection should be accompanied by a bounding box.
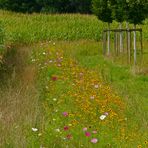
[36,0,64,13]
[37,0,92,13]
[0,0,41,13]
[69,0,92,13]
[92,0,113,55]
[112,0,129,52]
[0,0,92,13]
[127,0,147,64]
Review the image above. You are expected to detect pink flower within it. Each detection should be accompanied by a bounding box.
[64,126,69,131]
[85,132,91,137]
[83,127,87,131]
[92,131,97,134]
[91,138,98,143]
[104,112,109,116]
[62,112,68,117]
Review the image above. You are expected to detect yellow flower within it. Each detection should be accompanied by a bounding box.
[137,145,142,148]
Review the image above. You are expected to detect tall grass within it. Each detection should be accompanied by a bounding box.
[0,83,41,147]
[0,20,4,56]
[0,45,44,147]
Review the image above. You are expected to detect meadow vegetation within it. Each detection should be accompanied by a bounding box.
[0,10,148,45]
[0,11,148,147]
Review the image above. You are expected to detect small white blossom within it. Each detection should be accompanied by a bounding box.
[32,128,38,132]
[94,84,99,89]
[32,59,36,62]
[38,133,42,136]
[90,96,95,100]
[53,98,57,101]
[49,60,53,63]
[99,115,107,120]
[45,86,49,89]
[55,129,60,132]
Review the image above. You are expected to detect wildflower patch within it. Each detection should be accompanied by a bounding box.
[31,44,147,147]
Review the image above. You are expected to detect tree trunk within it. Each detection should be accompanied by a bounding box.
[119,22,123,52]
[126,21,129,29]
[107,23,110,55]
[133,24,137,65]
[126,21,131,63]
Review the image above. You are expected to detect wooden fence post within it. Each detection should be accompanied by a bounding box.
[114,31,117,55]
[128,30,131,63]
[140,30,143,54]
[103,31,106,55]
[102,28,143,65]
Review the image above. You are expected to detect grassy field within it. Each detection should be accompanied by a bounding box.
[0,11,148,147]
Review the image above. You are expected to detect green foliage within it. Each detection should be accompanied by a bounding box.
[112,0,129,22]
[68,0,92,13]
[92,0,147,25]
[145,1,148,18]
[92,0,113,23]
[0,0,92,13]
[127,0,147,25]
[0,0,41,13]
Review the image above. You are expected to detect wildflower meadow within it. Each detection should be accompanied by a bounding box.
[0,9,148,148]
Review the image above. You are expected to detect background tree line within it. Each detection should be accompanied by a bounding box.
[0,0,92,13]
[0,0,147,20]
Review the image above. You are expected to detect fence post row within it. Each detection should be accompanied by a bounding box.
[102,28,143,64]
